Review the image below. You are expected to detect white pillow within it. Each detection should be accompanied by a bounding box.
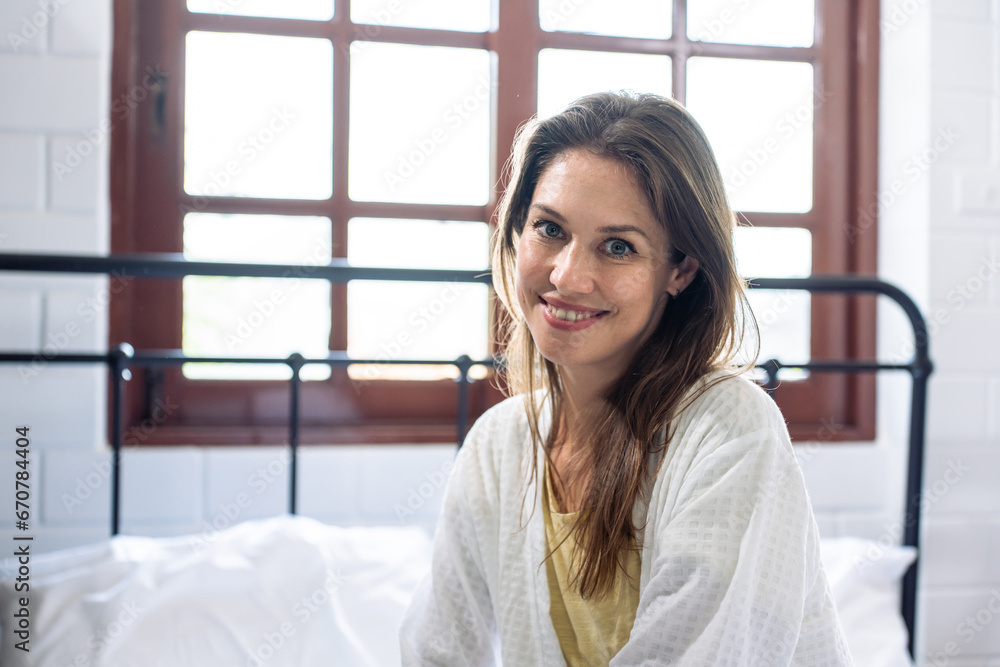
[0,515,431,667]
[820,536,917,667]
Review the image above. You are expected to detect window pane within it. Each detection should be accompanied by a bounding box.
[734,227,811,377]
[184,32,332,200]
[735,226,811,278]
[688,0,814,48]
[539,0,671,39]
[187,0,333,20]
[686,57,814,213]
[349,44,490,206]
[182,214,333,381]
[347,218,489,382]
[537,49,672,119]
[351,0,489,32]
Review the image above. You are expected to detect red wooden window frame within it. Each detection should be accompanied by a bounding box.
[110,0,879,445]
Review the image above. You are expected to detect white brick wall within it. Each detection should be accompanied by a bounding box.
[916,1,1000,665]
[0,291,41,349]
[0,0,998,664]
[0,57,101,130]
[0,133,44,210]
[0,1,50,55]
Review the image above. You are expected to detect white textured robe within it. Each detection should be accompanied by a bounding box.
[400,371,855,666]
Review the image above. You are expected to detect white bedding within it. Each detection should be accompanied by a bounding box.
[0,516,431,667]
[0,516,914,666]
[820,537,917,667]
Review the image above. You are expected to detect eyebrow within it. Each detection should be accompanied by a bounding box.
[528,203,651,241]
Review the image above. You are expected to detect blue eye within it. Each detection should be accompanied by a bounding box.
[608,240,630,256]
[605,238,637,260]
[537,221,560,238]
[531,220,564,240]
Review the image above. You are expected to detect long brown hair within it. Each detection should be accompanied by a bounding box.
[490,91,757,599]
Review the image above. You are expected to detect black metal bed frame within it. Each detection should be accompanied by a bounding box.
[0,252,931,658]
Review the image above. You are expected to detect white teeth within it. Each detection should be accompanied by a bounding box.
[546,303,602,322]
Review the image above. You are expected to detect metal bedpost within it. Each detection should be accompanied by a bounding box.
[863,278,933,659]
[110,343,134,536]
[455,355,472,448]
[749,276,933,660]
[902,361,930,658]
[902,326,933,657]
[287,353,304,515]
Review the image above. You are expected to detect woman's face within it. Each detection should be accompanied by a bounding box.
[515,148,689,383]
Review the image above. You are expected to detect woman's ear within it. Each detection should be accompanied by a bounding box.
[667,255,700,297]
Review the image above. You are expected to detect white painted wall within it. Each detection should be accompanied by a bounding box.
[0,1,997,664]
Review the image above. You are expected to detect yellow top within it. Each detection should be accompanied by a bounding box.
[542,460,641,667]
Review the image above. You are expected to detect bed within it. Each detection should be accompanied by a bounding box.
[0,253,932,667]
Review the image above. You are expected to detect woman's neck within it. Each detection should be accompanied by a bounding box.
[557,390,601,441]
[548,402,598,512]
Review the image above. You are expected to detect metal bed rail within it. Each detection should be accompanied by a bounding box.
[0,253,932,657]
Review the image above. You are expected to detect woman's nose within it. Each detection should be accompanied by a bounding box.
[550,242,596,294]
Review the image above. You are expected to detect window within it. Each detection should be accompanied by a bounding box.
[111,0,878,444]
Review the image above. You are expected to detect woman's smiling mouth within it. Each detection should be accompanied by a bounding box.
[539,296,609,329]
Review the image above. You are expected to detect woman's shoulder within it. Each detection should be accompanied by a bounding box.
[668,368,791,459]
[682,368,785,428]
[646,370,802,521]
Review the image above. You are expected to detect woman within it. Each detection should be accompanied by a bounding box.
[400,91,853,666]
